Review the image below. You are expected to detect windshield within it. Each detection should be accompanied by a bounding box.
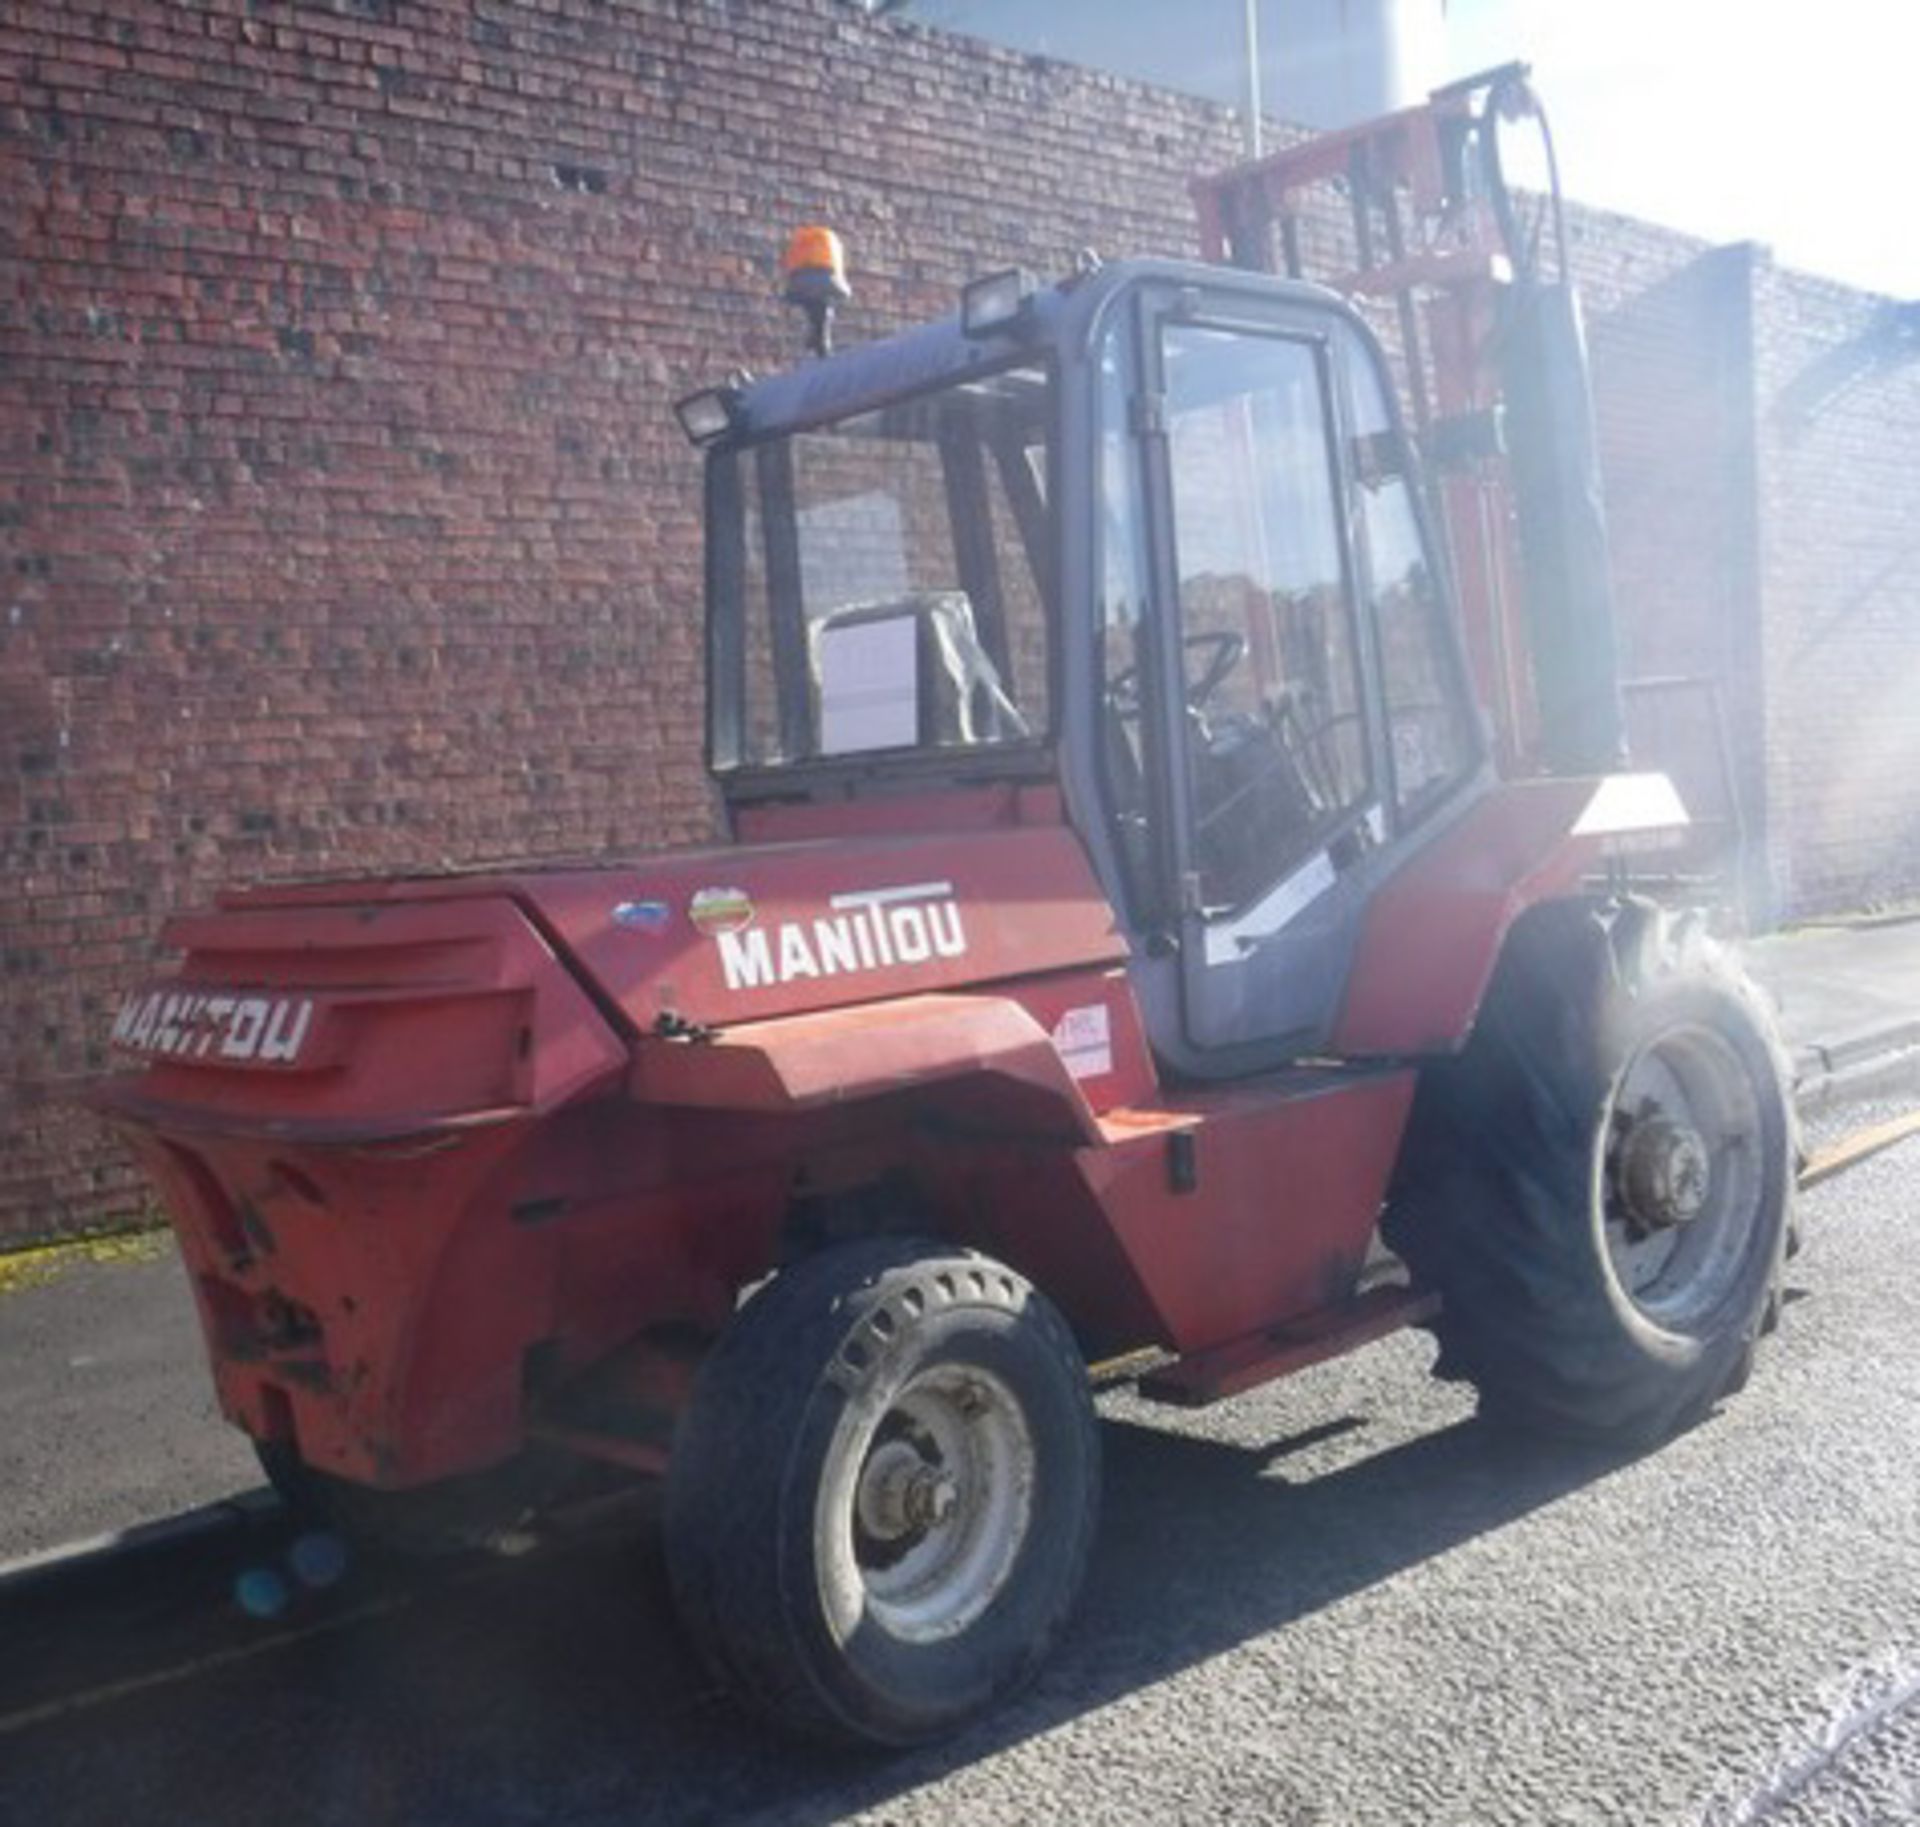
[708,361,1053,773]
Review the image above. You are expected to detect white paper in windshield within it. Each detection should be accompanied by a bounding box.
[817,613,919,754]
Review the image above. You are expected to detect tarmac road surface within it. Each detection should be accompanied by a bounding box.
[1,1104,1917,1826]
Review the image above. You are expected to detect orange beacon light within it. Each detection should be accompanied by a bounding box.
[781,224,851,355]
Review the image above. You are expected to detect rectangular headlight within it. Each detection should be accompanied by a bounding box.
[960,267,1037,339]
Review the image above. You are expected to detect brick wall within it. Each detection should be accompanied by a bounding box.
[3,0,1915,1241]
[1751,263,1920,917]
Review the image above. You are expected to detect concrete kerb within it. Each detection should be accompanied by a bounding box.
[0,1489,283,1606]
[1791,1021,1920,1115]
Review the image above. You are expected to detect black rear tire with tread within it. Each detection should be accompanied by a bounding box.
[664,1238,1100,1747]
[1384,897,1795,1447]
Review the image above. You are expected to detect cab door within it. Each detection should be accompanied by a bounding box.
[1137,292,1390,1062]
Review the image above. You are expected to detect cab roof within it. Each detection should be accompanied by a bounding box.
[724,256,1348,444]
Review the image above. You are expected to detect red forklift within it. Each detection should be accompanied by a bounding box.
[93,69,1794,1745]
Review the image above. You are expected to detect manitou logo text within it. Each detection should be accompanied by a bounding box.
[716,881,967,992]
[111,990,315,1066]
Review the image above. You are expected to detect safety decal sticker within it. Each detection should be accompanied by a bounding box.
[688,887,755,936]
[610,899,672,934]
[1051,1003,1113,1080]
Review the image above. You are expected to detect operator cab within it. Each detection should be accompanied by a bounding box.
[689,258,1487,1076]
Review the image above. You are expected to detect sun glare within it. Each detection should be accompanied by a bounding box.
[1447,0,1918,296]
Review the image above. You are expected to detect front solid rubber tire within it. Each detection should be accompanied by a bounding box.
[1384,898,1795,1447]
[663,1239,1100,1747]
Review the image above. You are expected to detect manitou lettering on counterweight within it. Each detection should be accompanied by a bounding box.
[110,990,315,1065]
[717,882,968,991]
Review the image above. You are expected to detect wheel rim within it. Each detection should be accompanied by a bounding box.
[818,1363,1035,1646]
[1601,1021,1767,1330]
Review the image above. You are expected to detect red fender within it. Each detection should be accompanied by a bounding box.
[630,992,1102,1142]
[1333,774,1688,1056]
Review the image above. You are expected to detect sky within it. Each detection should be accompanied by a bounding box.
[908,0,1918,300]
[1443,0,1916,297]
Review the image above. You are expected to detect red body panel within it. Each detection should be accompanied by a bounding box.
[923,1068,1414,1357]
[1083,1072,1416,1350]
[632,993,1099,1134]
[101,896,626,1138]
[218,818,1128,1037]
[112,1105,796,1485]
[731,782,1067,843]
[1333,779,1602,1056]
[998,966,1158,1114]
[121,1122,550,1484]
[632,968,1155,1119]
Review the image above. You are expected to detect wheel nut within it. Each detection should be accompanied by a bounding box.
[909,1469,958,1528]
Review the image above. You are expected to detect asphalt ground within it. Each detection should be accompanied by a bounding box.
[0,1235,259,1562]
[1,1101,1916,1825]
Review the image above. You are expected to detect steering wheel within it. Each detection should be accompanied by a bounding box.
[1107,630,1247,718]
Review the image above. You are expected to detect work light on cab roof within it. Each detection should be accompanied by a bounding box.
[781,222,851,356]
[959,265,1038,338]
[672,381,740,446]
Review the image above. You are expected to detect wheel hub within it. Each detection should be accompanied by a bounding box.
[832,1362,1037,1646]
[1617,1114,1712,1232]
[856,1439,959,1543]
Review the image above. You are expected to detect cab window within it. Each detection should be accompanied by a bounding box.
[709,364,1052,773]
[1162,324,1369,913]
[1343,335,1479,823]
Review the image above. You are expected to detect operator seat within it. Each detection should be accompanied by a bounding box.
[809,591,1028,752]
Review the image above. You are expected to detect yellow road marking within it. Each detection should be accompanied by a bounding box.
[0,1229,169,1299]
[1800,1108,1920,1190]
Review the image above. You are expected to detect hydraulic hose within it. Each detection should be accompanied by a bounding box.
[1479,68,1570,289]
